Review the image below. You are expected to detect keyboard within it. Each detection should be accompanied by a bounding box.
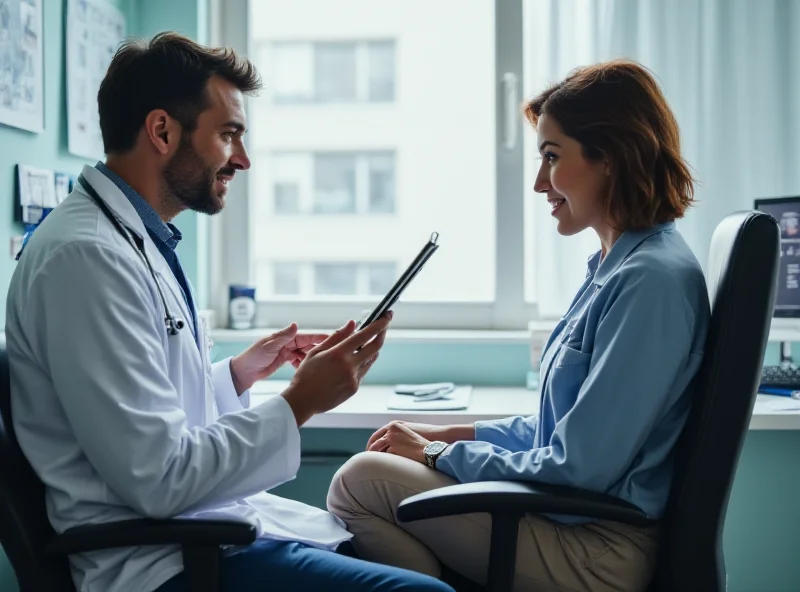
[760,363,800,390]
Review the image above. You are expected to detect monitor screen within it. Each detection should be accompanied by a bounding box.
[755,196,800,317]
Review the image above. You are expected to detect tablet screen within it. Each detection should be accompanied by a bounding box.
[356,232,440,330]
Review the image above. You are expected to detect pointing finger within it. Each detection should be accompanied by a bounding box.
[353,326,387,365]
[307,321,356,356]
[338,314,392,353]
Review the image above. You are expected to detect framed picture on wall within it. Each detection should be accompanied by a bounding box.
[66,0,126,159]
[0,0,45,133]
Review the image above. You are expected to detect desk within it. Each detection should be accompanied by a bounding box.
[250,382,800,431]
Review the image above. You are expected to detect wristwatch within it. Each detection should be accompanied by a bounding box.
[423,441,449,468]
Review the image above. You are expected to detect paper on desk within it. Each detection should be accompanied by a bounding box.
[763,397,800,412]
[387,386,472,411]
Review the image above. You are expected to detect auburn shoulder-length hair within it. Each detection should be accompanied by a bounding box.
[524,59,695,230]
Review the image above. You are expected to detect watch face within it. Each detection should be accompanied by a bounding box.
[426,441,448,456]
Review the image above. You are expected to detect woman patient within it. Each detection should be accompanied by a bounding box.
[327,59,710,592]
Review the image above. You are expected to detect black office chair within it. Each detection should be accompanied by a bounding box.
[0,347,256,592]
[398,210,781,592]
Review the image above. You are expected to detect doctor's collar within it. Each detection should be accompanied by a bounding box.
[95,162,180,249]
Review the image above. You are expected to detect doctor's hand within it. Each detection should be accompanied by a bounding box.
[281,313,392,427]
[230,324,328,395]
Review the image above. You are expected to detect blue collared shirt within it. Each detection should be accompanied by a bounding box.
[436,222,711,521]
[95,162,197,337]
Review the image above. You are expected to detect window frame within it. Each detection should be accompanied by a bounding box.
[211,0,536,331]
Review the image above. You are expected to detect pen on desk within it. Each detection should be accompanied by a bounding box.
[758,386,800,399]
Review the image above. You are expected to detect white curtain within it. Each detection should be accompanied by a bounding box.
[524,0,800,318]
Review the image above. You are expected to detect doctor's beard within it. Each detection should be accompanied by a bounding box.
[163,134,229,216]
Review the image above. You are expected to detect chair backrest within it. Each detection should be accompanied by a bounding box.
[0,344,75,591]
[652,211,780,592]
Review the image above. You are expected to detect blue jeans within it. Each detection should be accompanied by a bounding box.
[155,539,454,592]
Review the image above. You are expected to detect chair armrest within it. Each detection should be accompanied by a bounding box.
[397,480,655,527]
[44,518,257,556]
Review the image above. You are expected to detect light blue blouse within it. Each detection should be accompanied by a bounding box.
[436,222,710,521]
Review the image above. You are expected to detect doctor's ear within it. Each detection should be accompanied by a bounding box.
[144,110,179,155]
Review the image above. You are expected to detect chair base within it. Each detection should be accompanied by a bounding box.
[441,565,485,592]
[182,545,220,592]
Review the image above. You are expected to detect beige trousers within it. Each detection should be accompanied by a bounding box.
[327,452,658,592]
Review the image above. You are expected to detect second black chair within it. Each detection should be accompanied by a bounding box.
[398,210,781,592]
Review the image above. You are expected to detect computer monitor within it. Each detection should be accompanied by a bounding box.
[755,196,800,317]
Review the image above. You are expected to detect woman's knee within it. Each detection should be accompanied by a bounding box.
[327,451,393,512]
[328,450,459,520]
[338,451,402,483]
[330,450,444,497]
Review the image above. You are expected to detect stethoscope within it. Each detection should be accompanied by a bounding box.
[77,175,185,337]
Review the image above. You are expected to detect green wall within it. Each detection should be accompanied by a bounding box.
[0,0,127,327]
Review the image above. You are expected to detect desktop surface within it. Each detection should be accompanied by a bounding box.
[250,381,800,431]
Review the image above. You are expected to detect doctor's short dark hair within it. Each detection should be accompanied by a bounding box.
[98,31,261,154]
[524,59,696,230]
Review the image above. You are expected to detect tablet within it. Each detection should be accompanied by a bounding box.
[356,232,440,330]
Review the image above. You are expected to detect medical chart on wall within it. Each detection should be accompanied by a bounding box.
[66,0,125,159]
[0,0,45,133]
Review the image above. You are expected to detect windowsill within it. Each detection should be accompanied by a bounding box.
[209,327,532,345]
[209,318,800,346]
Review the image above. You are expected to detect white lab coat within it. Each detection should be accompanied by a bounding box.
[5,165,351,592]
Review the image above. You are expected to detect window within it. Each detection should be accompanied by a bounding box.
[368,41,395,101]
[255,261,398,299]
[315,263,358,295]
[215,0,800,332]
[269,43,313,104]
[366,262,397,295]
[314,154,357,213]
[314,43,357,102]
[273,263,301,295]
[267,40,395,104]
[274,183,299,214]
[368,154,395,213]
[264,151,395,215]
[218,0,530,330]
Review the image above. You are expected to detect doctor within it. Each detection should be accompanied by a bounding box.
[5,32,452,592]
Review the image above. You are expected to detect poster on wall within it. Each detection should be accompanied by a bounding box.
[0,0,45,133]
[66,0,125,160]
